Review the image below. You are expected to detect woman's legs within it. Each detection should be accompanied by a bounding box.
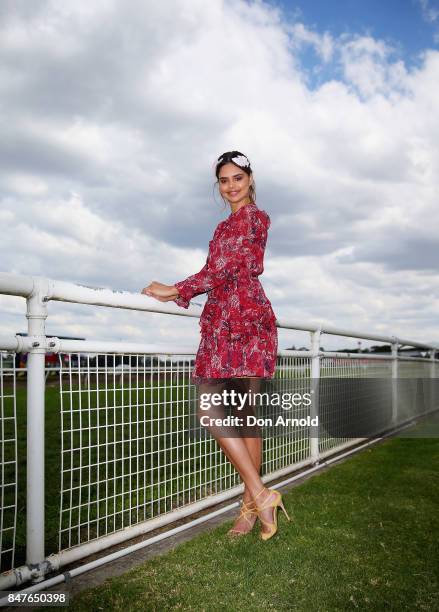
[231,378,262,501]
[228,377,262,534]
[197,378,264,501]
[197,377,276,535]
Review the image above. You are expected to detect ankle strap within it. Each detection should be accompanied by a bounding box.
[241,500,256,510]
[254,487,267,500]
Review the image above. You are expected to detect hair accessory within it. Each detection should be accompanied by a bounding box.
[231,155,250,168]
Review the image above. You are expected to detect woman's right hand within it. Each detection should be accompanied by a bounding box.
[141,281,179,302]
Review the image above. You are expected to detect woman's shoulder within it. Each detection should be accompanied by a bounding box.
[213,218,229,235]
[242,202,271,230]
[213,202,271,238]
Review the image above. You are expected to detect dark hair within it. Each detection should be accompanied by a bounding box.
[214,150,256,207]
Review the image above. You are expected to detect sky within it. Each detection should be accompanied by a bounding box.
[0,0,438,352]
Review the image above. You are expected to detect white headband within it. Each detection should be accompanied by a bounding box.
[231,155,250,168]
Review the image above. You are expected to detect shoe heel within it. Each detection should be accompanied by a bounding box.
[279,500,291,522]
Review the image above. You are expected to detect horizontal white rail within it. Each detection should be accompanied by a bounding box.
[1,272,438,349]
[1,336,435,363]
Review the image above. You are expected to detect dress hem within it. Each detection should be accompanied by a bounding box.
[191,373,275,385]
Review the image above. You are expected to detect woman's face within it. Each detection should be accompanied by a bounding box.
[218,162,252,206]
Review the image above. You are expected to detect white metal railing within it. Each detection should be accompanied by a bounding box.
[0,271,438,591]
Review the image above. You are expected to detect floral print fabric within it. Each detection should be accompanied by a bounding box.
[173,202,278,385]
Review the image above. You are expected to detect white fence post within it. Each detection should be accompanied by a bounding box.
[310,327,321,465]
[431,349,436,412]
[26,280,48,578]
[391,340,398,427]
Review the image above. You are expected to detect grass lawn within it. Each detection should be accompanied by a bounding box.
[39,433,439,611]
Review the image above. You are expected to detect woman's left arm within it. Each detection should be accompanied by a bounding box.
[142,212,266,307]
[172,215,262,309]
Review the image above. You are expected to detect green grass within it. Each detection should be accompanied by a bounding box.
[40,434,439,612]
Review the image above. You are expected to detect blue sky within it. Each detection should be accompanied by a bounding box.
[270,0,439,83]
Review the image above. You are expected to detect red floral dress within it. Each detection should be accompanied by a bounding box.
[173,201,278,385]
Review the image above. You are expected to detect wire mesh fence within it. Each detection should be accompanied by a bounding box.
[0,352,17,574]
[0,346,438,577]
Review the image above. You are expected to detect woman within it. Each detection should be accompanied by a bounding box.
[142,151,289,540]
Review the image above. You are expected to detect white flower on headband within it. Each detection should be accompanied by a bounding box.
[231,155,250,168]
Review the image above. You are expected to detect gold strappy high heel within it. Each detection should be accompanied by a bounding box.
[227,499,257,537]
[254,487,290,541]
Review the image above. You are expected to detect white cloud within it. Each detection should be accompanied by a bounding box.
[337,35,409,98]
[418,0,439,23]
[289,22,335,63]
[417,0,439,44]
[0,0,438,351]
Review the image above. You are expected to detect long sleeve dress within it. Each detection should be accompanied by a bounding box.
[173,201,278,385]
